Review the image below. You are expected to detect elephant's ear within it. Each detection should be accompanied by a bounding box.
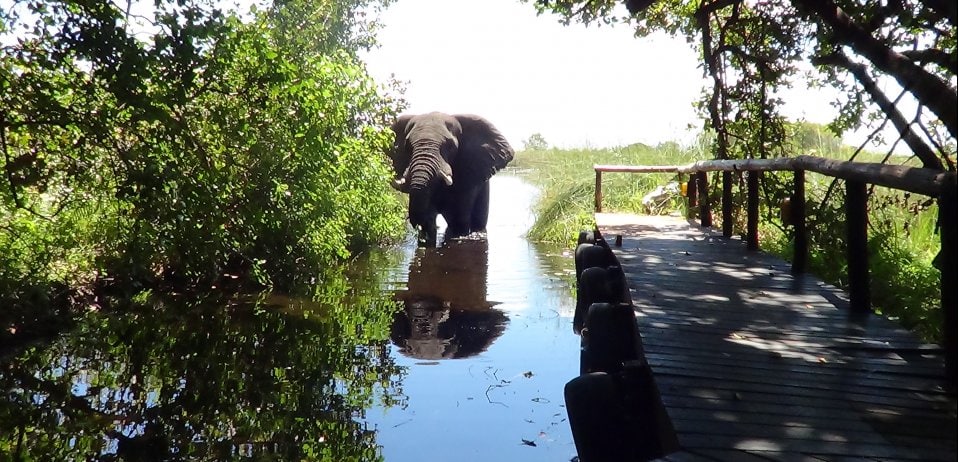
[453,114,515,186]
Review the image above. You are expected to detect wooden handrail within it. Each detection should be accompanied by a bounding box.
[594,165,680,173]
[597,155,952,196]
[593,154,957,388]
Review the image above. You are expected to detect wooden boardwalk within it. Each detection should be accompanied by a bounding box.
[595,213,957,462]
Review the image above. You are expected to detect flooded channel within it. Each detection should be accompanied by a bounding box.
[0,175,581,461]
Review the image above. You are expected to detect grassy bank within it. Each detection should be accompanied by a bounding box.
[514,139,943,343]
[510,141,706,245]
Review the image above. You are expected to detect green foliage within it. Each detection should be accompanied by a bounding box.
[521,133,549,151]
[266,0,394,59]
[513,141,704,245]
[0,0,405,300]
[869,227,941,340]
[754,169,942,341]
[528,0,955,169]
[788,121,845,155]
[528,179,597,244]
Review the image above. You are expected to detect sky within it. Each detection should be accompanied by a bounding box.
[0,0,886,151]
[359,0,841,150]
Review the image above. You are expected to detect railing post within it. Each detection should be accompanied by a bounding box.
[595,169,602,213]
[722,171,733,237]
[846,180,871,313]
[697,171,712,228]
[746,170,759,251]
[939,176,957,389]
[686,172,698,218]
[791,169,807,275]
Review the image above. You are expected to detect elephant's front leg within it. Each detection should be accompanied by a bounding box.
[441,186,479,240]
[469,181,491,233]
[409,191,439,247]
[442,208,471,240]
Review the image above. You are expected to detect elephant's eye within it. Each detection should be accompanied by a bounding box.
[442,138,458,155]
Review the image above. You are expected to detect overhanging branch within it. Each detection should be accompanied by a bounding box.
[793,0,958,140]
[901,49,958,74]
[814,52,943,170]
[917,0,957,27]
[697,0,732,160]
[715,44,773,76]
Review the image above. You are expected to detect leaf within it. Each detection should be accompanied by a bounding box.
[521,439,537,447]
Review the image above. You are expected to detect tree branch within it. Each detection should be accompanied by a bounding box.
[794,0,958,140]
[625,0,660,15]
[901,48,958,74]
[861,0,904,33]
[693,0,742,19]
[715,44,773,76]
[698,1,732,160]
[0,114,23,209]
[916,0,957,27]
[814,52,943,170]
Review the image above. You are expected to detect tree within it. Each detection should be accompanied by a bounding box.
[527,0,956,170]
[526,0,956,353]
[523,133,550,150]
[0,0,405,294]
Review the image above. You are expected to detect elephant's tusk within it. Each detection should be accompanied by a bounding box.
[440,171,453,186]
[391,177,408,192]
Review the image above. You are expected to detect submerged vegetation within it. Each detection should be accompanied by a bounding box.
[1,0,406,344]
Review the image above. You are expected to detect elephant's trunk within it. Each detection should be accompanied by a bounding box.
[405,140,453,191]
[406,141,442,191]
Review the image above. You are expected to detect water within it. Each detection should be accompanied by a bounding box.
[0,175,581,461]
[368,175,581,461]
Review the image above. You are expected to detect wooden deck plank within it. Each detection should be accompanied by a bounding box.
[640,339,947,378]
[645,352,949,395]
[634,313,937,350]
[657,384,957,429]
[595,213,956,462]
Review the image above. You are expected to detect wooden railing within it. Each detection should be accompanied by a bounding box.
[594,155,957,388]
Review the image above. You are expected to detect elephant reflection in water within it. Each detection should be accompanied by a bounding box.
[390,239,508,360]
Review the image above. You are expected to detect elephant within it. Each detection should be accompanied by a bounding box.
[390,239,508,359]
[388,112,515,247]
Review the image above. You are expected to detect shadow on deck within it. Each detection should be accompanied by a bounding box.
[596,213,957,462]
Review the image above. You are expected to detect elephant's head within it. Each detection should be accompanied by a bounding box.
[388,112,514,245]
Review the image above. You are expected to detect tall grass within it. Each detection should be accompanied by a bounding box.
[511,141,705,246]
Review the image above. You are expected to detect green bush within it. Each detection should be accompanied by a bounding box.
[754,172,941,341]
[0,0,405,298]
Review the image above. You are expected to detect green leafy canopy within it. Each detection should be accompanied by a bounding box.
[1,0,406,294]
